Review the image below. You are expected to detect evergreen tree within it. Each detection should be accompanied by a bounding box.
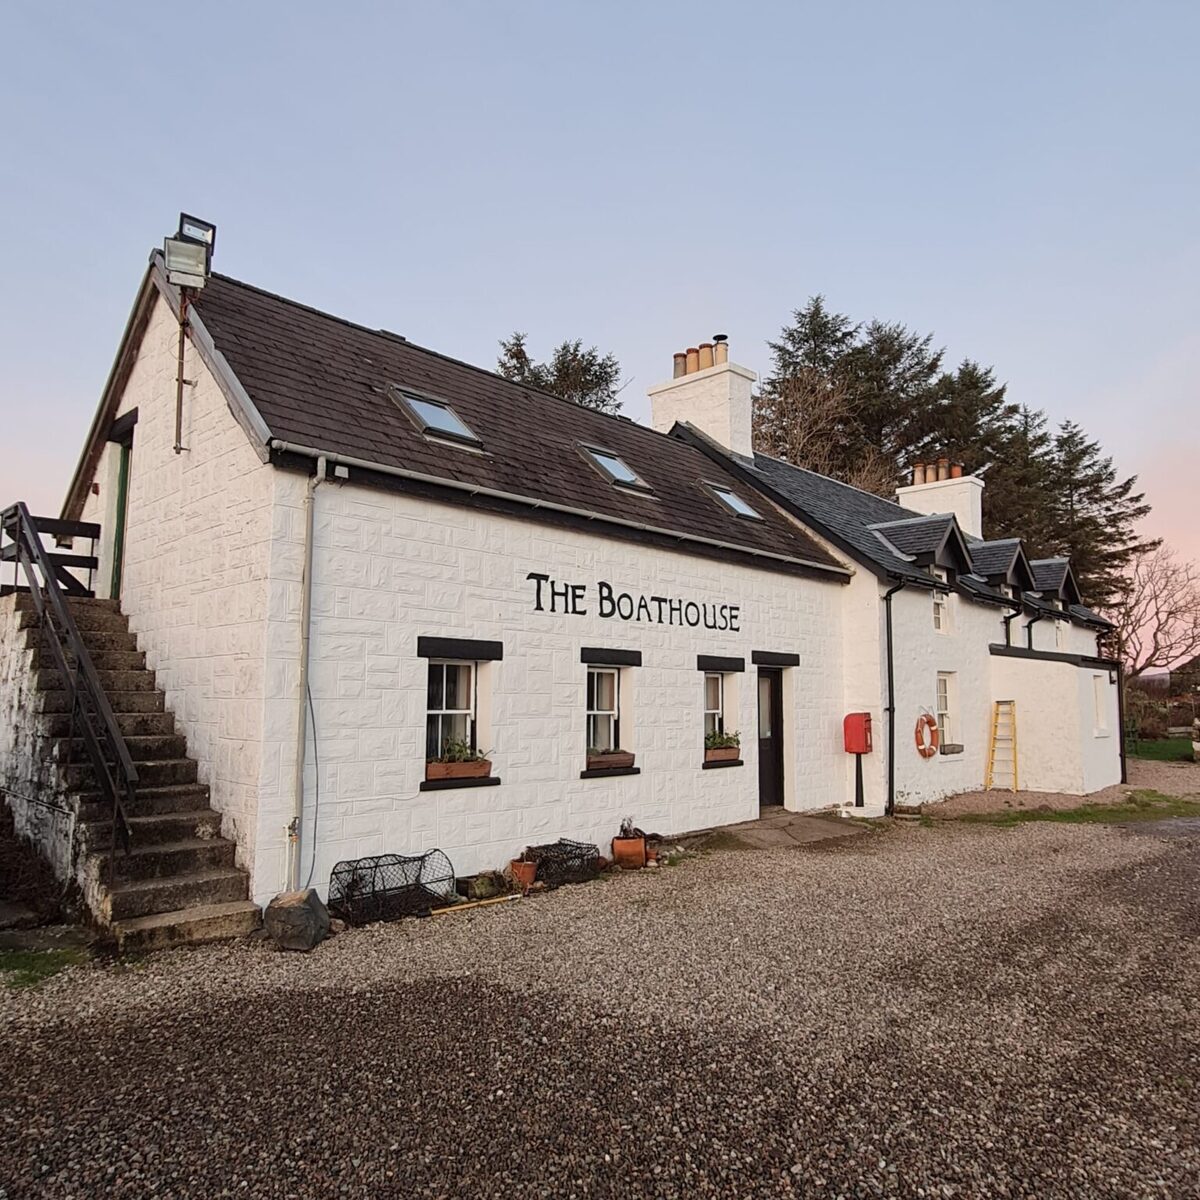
[979,405,1056,551]
[1043,421,1158,607]
[497,332,624,414]
[766,296,858,377]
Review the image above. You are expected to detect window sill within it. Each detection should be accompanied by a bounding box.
[580,766,641,779]
[1093,730,1111,739]
[419,776,502,791]
[702,758,744,770]
[938,744,964,757]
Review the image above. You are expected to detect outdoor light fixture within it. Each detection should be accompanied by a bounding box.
[163,212,216,289]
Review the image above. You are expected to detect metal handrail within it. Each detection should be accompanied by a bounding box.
[2,502,136,874]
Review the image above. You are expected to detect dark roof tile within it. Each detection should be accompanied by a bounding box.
[190,273,845,577]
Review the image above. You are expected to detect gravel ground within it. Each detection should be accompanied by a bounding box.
[3,820,1199,1199]
[935,756,1200,817]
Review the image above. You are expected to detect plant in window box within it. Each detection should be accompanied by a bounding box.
[611,816,646,869]
[704,729,741,763]
[586,745,635,770]
[426,737,492,781]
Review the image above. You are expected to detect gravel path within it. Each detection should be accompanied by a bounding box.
[935,756,1200,817]
[3,821,1199,1198]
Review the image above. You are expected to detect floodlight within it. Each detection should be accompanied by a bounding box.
[164,236,208,289]
[178,212,216,251]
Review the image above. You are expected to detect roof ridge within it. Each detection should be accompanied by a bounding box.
[205,267,673,439]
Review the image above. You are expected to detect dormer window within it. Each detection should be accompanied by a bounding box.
[390,387,481,447]
[706,483,762,520]
[580,445,652,492]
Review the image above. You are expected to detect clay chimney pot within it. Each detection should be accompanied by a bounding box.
[713,334,728,365]
[912,462,926,485]
[937,457,950,481]
[685,347,700,374]
[698,342,714,370]
[673,352,687,379]
[950,463,963,478]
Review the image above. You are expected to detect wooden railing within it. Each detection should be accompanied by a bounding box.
[1,503,134,874]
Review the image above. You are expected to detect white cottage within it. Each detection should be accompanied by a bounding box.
[0,231,1122,948]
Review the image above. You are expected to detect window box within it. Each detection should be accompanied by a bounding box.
[704,746,740,764]
[426,757,493,781]
[586,750,635,771]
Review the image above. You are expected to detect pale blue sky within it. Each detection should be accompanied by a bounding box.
[2,1,1196,557]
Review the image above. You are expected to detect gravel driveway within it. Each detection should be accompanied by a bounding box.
[3,820,1198,1199]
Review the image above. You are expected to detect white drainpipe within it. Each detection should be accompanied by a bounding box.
[289,455,326,890]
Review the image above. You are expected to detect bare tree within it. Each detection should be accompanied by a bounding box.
[1106,545,1200,677]
[752,368,898,497]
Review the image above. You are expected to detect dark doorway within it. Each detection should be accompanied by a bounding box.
[757,668,784,808]
[106,411,137,602]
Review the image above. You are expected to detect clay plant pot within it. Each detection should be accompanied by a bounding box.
[645,846,659,865]
[611,835,646,870]
[510,859,537,889]
[704,746,739,763]
[587,750,635,771]
[426,758,491,781]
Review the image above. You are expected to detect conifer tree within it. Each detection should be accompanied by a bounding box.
[497,332,624,414]
[1043,421,1157,607]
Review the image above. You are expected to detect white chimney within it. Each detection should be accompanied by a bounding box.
[896,460,984,539]
[648,335,756,457]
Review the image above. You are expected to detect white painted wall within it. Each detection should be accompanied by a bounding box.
[648,362,756,457]
[77,295,277,878]
[254,477,849,906]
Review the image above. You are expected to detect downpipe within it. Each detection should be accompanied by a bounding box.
[1025,611,1045,649]
[289,455,326,890]
[882,580,906,817]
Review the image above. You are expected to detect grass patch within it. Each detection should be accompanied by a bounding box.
[953,789,1200,829]
[0,947,90,989]
[1129,737,1194,763]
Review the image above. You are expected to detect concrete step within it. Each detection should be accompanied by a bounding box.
[75,782,212,820]
[35,646,145,671]
[39,688,165,715]
[106,867,250,921]
[43,710,175,738]
[55,733,187,763]
[66,757,197,790]
[100,836,236,882]
[112,901,261,953]
[82,809,223,849]
[16,596,128,632]
[35,668,155,694]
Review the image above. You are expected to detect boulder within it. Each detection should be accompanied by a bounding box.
[264,888,330,952]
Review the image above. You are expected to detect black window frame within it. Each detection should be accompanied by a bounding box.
[389,385,482,448]
[577,443,653,493]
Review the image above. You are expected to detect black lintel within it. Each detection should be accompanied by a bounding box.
[697,655,745,673]
[417,636,503,662]
[580,647,642,667]
[752,650,800,668]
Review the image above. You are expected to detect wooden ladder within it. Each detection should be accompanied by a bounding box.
[985,700,1018,791]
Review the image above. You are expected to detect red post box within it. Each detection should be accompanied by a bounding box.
[843,712,873,755]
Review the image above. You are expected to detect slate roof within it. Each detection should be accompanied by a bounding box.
[966,538,1023,579]
[732,451,938,584]
[1069,603,1113,630]
[187,271,846,579]
[1030,558,1070,592]
[869,514,956,559]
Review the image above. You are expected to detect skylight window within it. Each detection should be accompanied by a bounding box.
[390,387,481,446]
[706,483,762,520]
[580,445,651,491]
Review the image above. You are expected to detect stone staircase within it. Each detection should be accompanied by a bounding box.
[16,595,260,951]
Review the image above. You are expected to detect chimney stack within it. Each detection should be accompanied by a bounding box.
[649,333,756,457]
[897,453,985,538]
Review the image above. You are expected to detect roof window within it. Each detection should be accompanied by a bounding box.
[580,445,651,492]
[391,387,481,447]
[706,482,762,520]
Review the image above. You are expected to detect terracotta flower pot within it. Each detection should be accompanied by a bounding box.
[511,859,537,889]
[426,758,491,781]
[704,746,739,763]
[611,835,646,869]
[587,750,635,771]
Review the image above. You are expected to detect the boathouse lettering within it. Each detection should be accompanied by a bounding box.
[526,573,741,632]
